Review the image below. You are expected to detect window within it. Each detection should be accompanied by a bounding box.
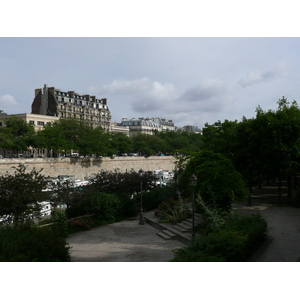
[37,121,44,126]
[29,120,35,125]
[0,122,2,126]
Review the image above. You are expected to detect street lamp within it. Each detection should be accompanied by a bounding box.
[138,169,145,225]
[189,173,198,242]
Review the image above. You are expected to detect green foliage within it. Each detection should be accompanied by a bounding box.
[85,193,122,223]
[34,118,114,157]
[68,215,103,233]
[0,222,70,262]
[178,150,247,211]
[52,208,68,237]
[154,131,203,154]
[3,116,36,153]
[109,132,134,155]
[91,169,157,197]
[202,119,238,158]
[171,213,268,262]
[118,193,138,218]
[0,164,48,224]
[155,196,190,223]
[202,98,300,198]
[195,195,230,230]
[67,192,122,223]
[132,185,177,212]
[222,213,268,249]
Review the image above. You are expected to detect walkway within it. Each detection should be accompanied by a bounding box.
[66,212,185,262]
[67,185,300,262]
[234,199,300,262]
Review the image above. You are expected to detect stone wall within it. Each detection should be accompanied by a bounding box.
[0,156,177,179]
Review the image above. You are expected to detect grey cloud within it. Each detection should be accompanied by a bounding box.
[239,62,289,87]
[101,77,178,114]
[180,79,227,102]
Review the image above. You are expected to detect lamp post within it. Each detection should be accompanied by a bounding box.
[138,169,144,225]
[189,173,198,242]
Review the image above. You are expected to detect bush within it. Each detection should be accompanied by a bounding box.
[68,215,105,234]
[171,213,268,262]
[156,197,190,223]
[178,150,247,212]
[0,222,70,262]
[132,186,177,212]
[84,193,122,223]
[118,193,138,219]
[52,208,68,237]
[221,213,268,252]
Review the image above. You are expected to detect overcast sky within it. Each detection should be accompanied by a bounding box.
[1,2,299,129]
[1,37,299,129]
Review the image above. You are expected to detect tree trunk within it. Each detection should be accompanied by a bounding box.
[288,173,292,199]
[278,174,282,204]
[247,178,252,206]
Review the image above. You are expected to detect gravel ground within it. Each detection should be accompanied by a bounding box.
[66,216,185,262]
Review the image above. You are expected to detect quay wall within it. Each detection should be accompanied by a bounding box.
[0,156,177,179]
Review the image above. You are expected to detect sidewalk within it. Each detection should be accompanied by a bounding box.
[234,200,300,262]
[67,187,300,262]
[66,211,185,262]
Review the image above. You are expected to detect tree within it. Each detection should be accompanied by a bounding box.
[132,134,156,156]
[90,169,157,197]
[0,164,48,224]
[4,116,35,155]
[0,128,14,157]
[178,150,247,211]
[202,119,238,160]
[35,118,113,157]
[109,132,134,155]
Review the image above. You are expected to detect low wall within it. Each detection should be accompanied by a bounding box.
[0,156,177,180]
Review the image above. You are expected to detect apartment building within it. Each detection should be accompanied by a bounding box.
[31,84,111,131]
[177,125,202,134]
[111,122,130,136]
[118,117,175,137]
[0,112,59,131]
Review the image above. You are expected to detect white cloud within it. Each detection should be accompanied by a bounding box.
[239,62,289,87]
[101,77,178,113]
[0,94,17,109]
[102,77,232,120]
[101,77,152,95]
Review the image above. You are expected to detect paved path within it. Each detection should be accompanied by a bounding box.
[67,185,300,262]
[66,213,185,262]
[234,202,300,262]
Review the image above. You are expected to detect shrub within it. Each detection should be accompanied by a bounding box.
[84,192,122,223]
[0,222,70,262]
[172,230,248,262]
[221,213,268,252]
[178,150,247,212]
[132,185,177,212]
[118,193,138,219]
[156,197,190,223]
[52,208,68,237]
[170,213,268,262]
[68,216,102,233]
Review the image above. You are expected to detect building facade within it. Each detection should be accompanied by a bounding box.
[31,84,111,131]
[118,117,175,136]
[0,112,59,158]
[110,122,130,136]
[178,125,202,134]
[0,112,59,132]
